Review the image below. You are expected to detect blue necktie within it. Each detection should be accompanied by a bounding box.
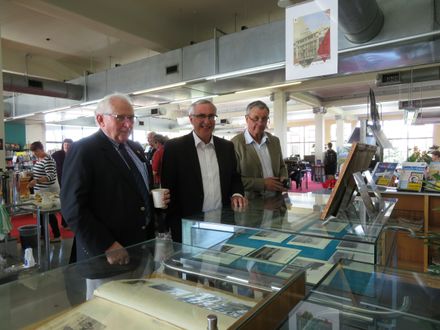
[119,144,150,221]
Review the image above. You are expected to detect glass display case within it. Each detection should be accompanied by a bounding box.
[0,239,305,329]
[182,192,397,285]
[280,259,440,329]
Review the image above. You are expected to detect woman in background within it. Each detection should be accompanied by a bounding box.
[28,141,61,242]
[151,134,168,187]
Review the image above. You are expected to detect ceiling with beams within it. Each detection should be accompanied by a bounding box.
[1,0,440,131]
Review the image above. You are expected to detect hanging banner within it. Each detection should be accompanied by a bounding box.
[285,0,338,81]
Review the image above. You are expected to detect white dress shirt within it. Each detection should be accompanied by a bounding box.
[193,131,222,212]
[244,129,274,178]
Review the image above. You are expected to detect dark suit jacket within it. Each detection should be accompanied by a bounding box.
[61,130,155,268]
[161,132,244,242]
[51,149,65,185]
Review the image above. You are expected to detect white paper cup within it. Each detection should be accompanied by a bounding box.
[152,188,168,208]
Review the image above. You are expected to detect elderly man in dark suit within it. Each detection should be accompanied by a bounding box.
[161,99,247,242]
[61,93,169,298]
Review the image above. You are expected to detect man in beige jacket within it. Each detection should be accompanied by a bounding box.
[231,100,288,198]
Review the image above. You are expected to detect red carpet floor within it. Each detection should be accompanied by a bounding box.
[10,213,74,240]
[289,173,328,193]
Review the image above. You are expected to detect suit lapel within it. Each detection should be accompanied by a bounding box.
[96,131,138,192]
[244,134,263,176]
[185,133,204,191]
[266,135,279,176]
[214,137,225,196]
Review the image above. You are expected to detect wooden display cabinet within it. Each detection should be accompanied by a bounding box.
[381,190,440,272]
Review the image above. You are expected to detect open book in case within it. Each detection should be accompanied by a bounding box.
[2,239,305,330]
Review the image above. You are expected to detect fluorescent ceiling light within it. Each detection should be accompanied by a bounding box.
[206,62,285,80]
[235,81,302,94]
[80,99,102,107]
[42,106,72,114]
[131,82,186,95]
[9,113,35,119]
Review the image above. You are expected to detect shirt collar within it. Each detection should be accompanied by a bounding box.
[244,129,268,146]
[193,131,214,148]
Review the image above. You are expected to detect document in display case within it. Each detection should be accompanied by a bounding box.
[1,239,305,330]
[281,259,440,329]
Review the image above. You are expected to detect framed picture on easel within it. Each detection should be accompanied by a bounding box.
[320,143,377,220]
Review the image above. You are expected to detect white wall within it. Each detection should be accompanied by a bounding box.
[25,124,46,147]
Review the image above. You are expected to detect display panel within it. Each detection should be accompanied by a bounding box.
[320,143,377,220]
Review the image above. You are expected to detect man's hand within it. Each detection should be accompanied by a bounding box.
[162,188,170,208]
[105,241,130,265]
[264,177,288,192]
[231,195,248,210]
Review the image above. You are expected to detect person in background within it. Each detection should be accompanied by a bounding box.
[28,141,61,243]
[431,150,440,162]
[324,142,338,180]
[51,138,73,228]
[145,131,156,164]
[151,134,168,187]
[61,93,169,299]
[161,99,247,242]
[231,100,288,198]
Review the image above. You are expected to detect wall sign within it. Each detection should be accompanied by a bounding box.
[285,0,338,81]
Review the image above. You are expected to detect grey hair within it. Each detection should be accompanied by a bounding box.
[245,100,270,115]
[95,93,133,115]
[153,134,169,145]
[188,99,217,115]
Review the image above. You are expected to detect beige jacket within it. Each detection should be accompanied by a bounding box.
[231,132,287,197]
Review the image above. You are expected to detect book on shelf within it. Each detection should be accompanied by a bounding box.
[425,161,440,192]
[397,162,427,192]
[371,162,398,187]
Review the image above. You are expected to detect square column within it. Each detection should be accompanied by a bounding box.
[272,91,288,156]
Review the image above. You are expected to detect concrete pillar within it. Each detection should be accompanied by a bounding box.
[0,28,6,169]
[272,91,288,156]
[335,115,344,150]
[433,123,440,147]
[314,113,325,161]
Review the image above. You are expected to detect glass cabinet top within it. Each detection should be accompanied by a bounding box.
[283,259,440,329]
[0,239,303,330]
[183,192,396,244]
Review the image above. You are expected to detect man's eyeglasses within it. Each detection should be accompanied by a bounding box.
[191,114,218,120]
[103,113,137,122]
[246,115,269,123]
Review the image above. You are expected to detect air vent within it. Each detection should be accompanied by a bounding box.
[312,107,327,114]
[28,79,44,89]
[377,67,440,87]
[166,65,178,75]
[378,72,401,85]
[150,108,159,115]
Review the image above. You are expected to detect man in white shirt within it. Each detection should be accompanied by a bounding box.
[231,100,288,198]
[161,99,247,242]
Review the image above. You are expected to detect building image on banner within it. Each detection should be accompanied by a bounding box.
[293,10,331,68]
[285,0,338,81]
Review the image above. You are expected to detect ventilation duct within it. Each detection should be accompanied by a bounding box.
[377,67,440,87]
[399,97,440,109]
[3,72,83,100]
[339,0,384,44]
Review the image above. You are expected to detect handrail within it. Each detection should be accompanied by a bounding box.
[162,259,274,293]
